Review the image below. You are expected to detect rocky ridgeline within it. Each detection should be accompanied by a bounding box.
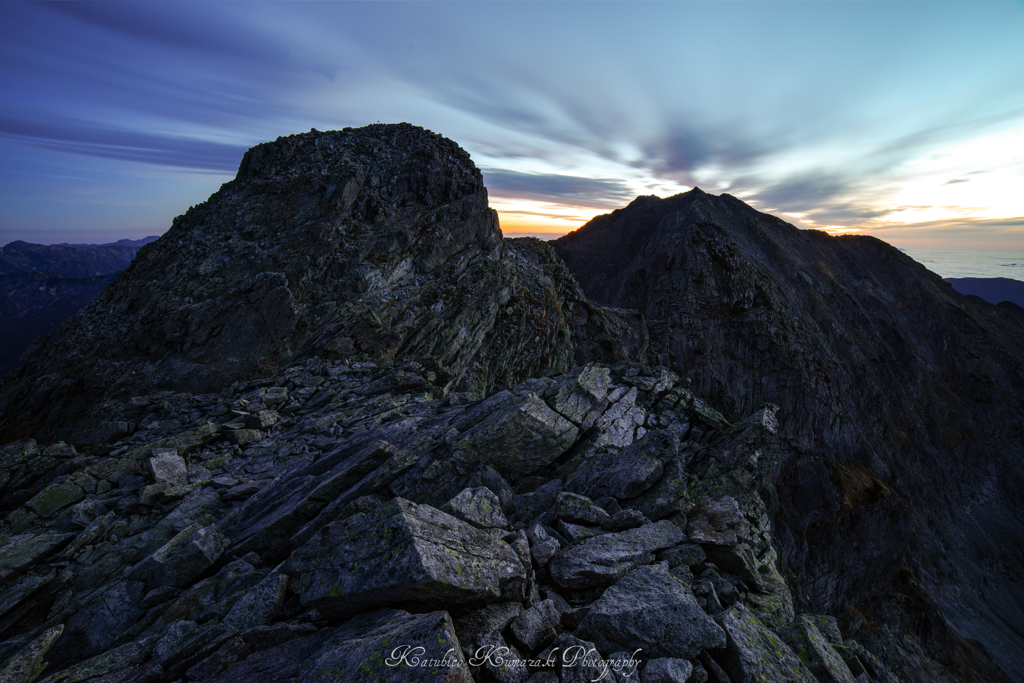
[0,357,893,683]
[0,125,636,443]
[554,191,1024,681]
[0,124,1018,682]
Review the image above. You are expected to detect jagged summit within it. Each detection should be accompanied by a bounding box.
[0,124,634,443]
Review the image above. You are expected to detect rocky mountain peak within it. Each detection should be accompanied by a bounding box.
[1,128,1022,683]
[0,125,639,444]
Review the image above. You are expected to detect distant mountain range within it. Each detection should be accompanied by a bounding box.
[946,277,1024,307]
[0,236,157,375]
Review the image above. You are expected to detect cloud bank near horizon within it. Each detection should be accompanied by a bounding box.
[2,1,1023,250]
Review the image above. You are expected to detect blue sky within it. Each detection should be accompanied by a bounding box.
[2,1,1024,251]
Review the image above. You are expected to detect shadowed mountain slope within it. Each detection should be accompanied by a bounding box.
[0,241,146,279]
[946,276,1024,307]
[553,189,1024,680]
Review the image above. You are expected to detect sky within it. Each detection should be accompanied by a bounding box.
[2,1,1024,254]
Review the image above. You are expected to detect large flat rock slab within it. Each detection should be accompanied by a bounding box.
[455,392,578,476]
[548,520,685,589]
[206,608,473,683]
[284,497,527,619]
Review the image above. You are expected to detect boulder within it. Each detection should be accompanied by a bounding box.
[549,520,685,589]
[713,603,816,683]
[465,632,531,683]
[442,486,510,529]
[526,523,560,566]
[779,616,858,683]
[641,658,693,683]
[513,479,562,527]
[556,491,612,526]
[567,430,676,501]
[148,449,188,486]
[543,364,611,430]
[453,601,524,644]
[0,625,64,683]
[285,497,527,619]
[456,393,578,476]
[686,497,750,546]
[576,563,726,659]
[509,599,562,653]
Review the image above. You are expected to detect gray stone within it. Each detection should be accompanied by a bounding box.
[549,520,686,589]
[658,543,706,569]
[139,482,170,506]
[543,364,611,430]
[25,479,86,518]
[0,625,63,683]
[149,449,188,486]
[53,580,146,666]
[527,523,561,566]
[509,599,562,653]
[567,430,675,501]
[37,638,153,683]
[153,619,202,660]
[780,616,857,683]
[592,387,646,449]
[805,614,843,645]
[641,658,693,683]
[456,392,578,476]
[0,532,75,580]
[605,508,648,531]
[226,429,261,446]
[539,633,606,683]
[132,523,227,589]
[443,486,510,529]
[714,603,816,683]
[221,571,288,632]
[576,564,726,659]
[702,542,762,588]
[557,491,612,526]
[556,520,607,543]
[222,481,260,500]
[469,465,515,514]
[608,650,643,682]
[205,608,473,682]
[513,479,562,527]
[244,409,279,429]
[687,497,750,546]
[285,497,527,619]
[454,601,524,643]
[69,499,108,529]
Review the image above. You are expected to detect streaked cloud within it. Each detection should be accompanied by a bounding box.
[1,1,1023,256]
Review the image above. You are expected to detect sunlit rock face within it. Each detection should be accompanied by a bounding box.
[553,189,1024,679]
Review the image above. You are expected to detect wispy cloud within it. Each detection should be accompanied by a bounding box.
[482,170,635,209]
[1,1,1023,251]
